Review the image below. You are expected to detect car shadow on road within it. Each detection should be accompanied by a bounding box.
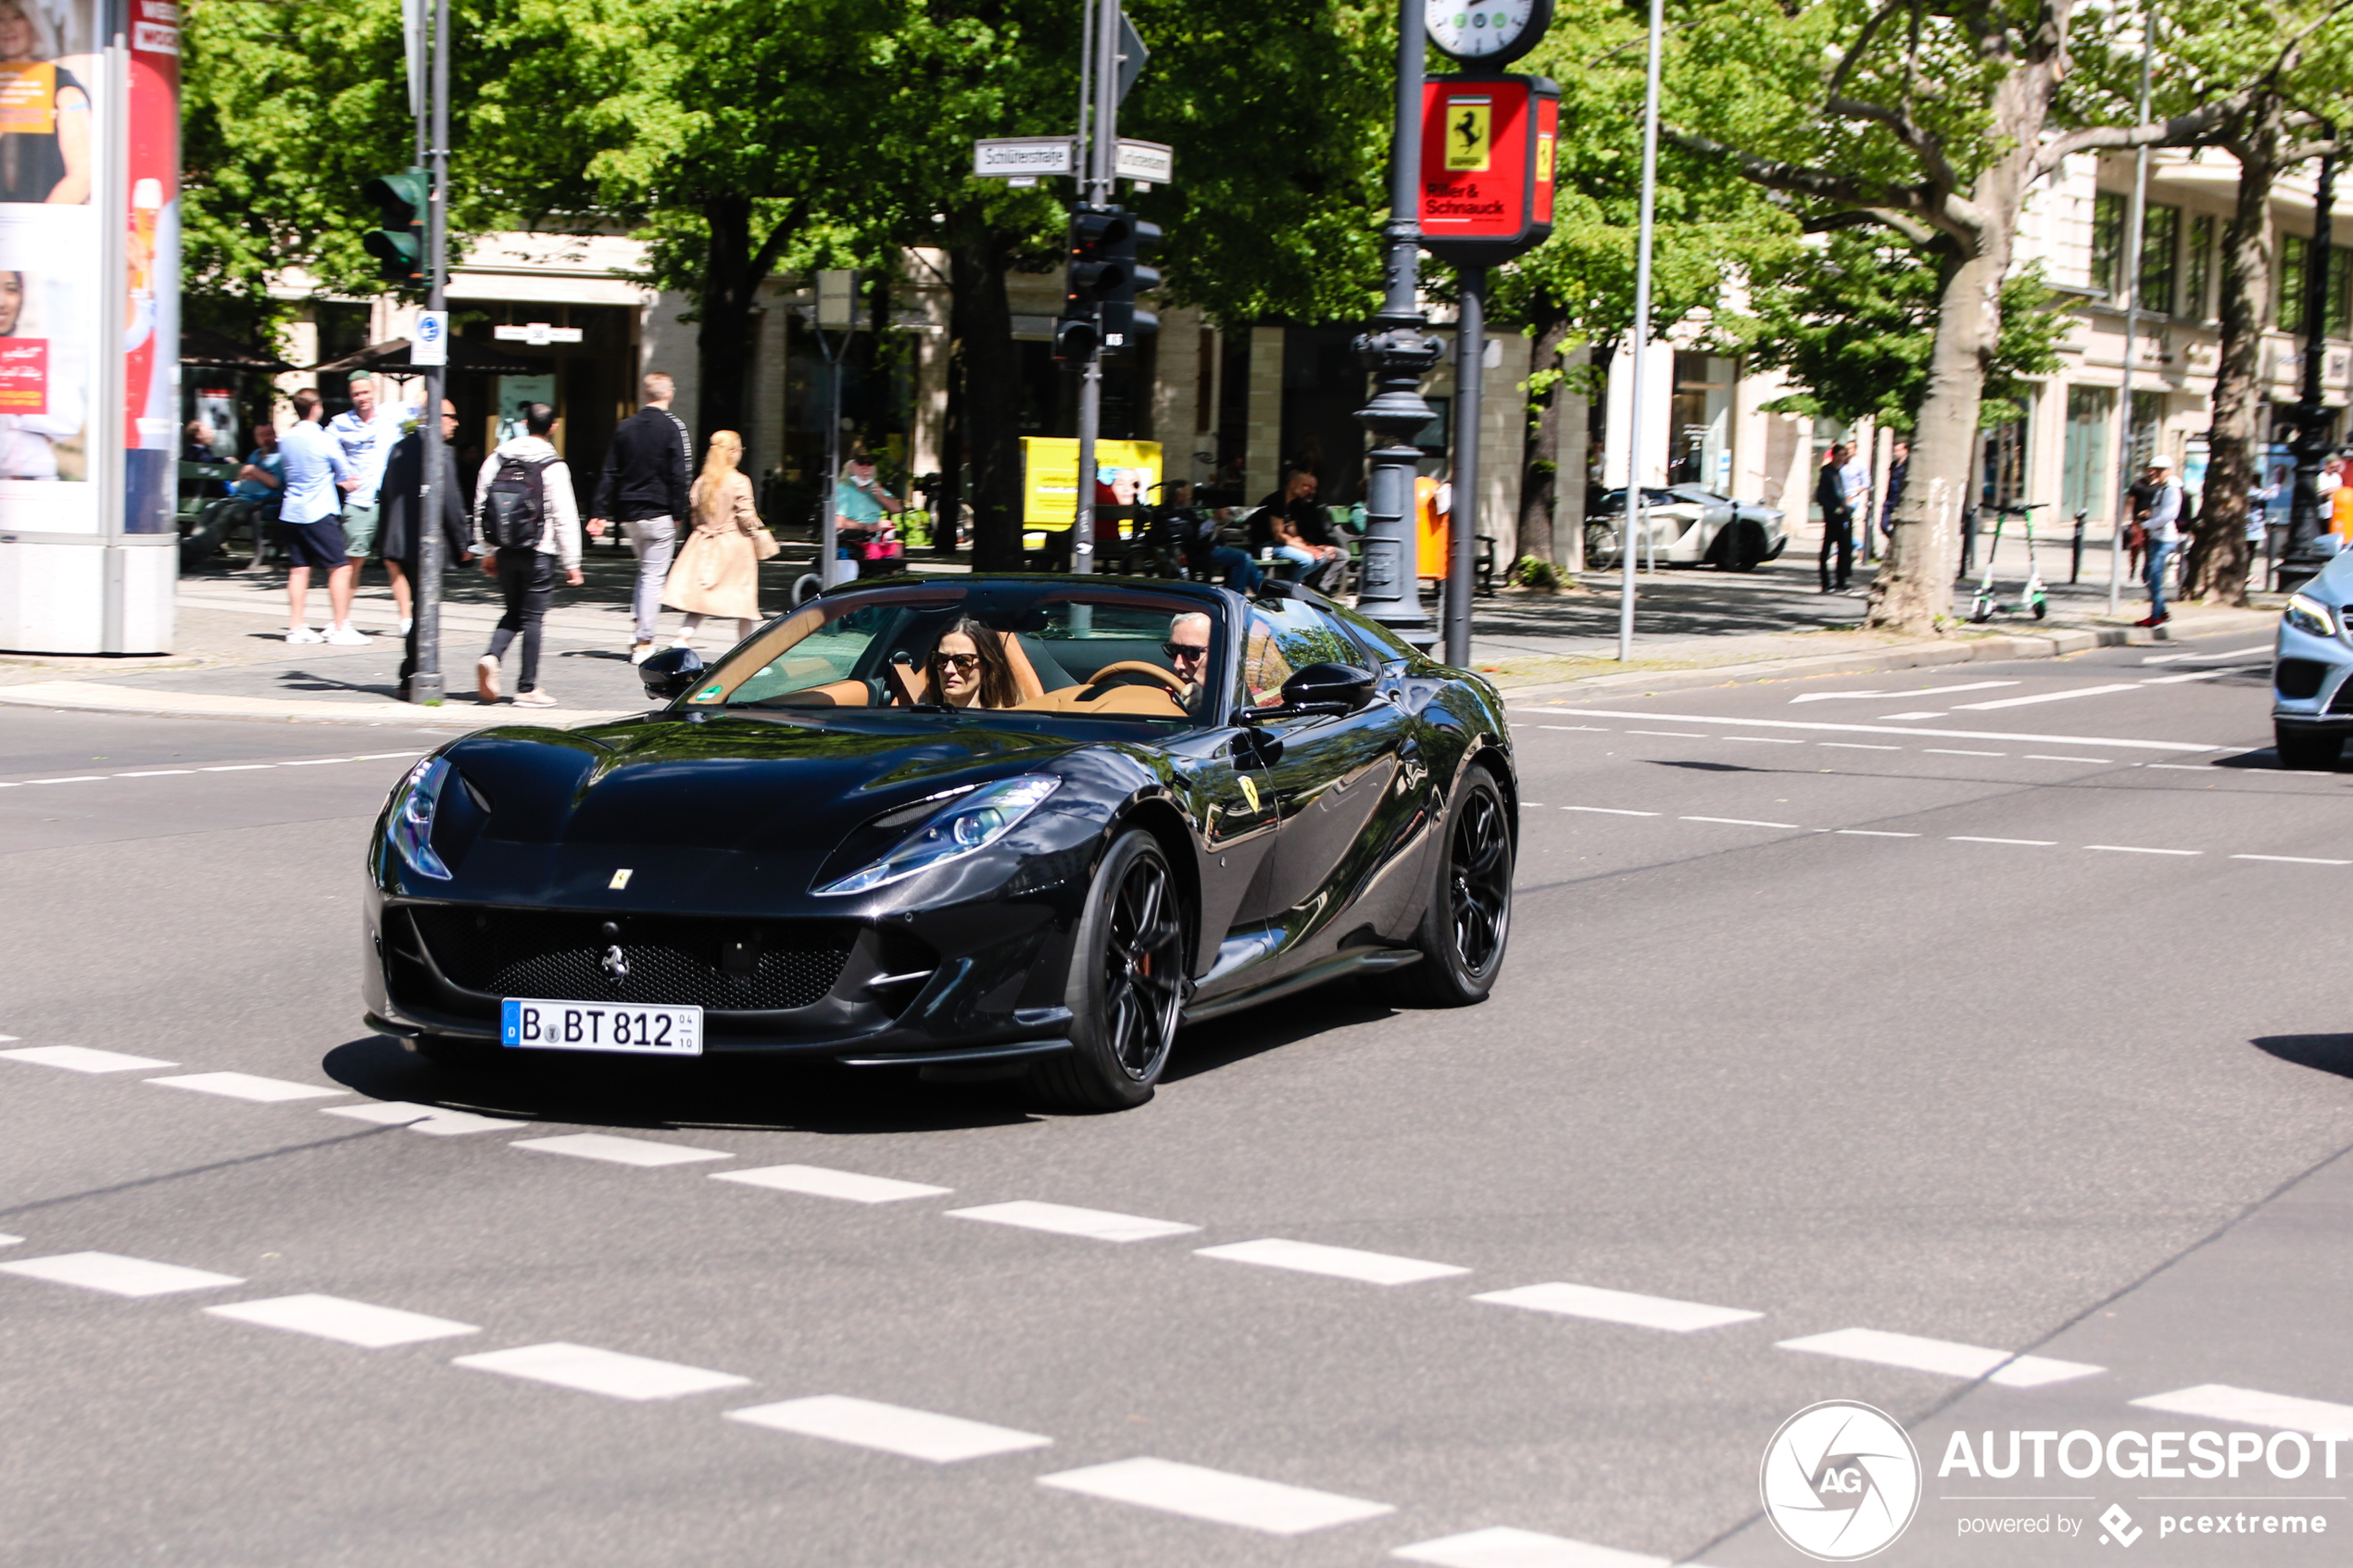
[2252,1035,2353,1079]
[320,1035,1045,1135]
[1163,984,1397,1085]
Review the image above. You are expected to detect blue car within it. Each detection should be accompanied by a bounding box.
[2271,553,2353,768]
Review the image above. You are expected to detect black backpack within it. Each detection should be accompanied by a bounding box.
[483,454,553,549]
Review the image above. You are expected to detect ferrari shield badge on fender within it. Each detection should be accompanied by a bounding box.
[1239,776,1259,812]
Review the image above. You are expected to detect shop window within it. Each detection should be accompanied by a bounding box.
[2185,213,2215,321]
[2092,191,2126,298]
[2061,385,2112,521]
[2139,204,2180,316]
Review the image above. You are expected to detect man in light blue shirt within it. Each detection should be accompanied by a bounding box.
[279,388,362,644]
[328,372,415,630]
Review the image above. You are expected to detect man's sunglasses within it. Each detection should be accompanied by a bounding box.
[929,651,981,673]
[1162,641,1208,661]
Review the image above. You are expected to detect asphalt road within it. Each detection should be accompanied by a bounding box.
[3,628,2348,1568]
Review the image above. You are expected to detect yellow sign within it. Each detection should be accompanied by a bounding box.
[1444,97,1491,172]
[1535,132,1555,186]
[1021,436,1164,528]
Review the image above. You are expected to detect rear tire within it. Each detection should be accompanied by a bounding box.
[1029,830,1189,1112]
[2275,726,2345,771]
[1381,766,1514,1008]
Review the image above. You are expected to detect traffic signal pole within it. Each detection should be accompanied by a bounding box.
[409,0,450,701]
[1070,0,1120,576]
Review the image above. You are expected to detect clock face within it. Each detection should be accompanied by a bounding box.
[1427,0,1544,63]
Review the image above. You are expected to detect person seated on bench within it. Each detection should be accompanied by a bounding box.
[927,618,1022,709]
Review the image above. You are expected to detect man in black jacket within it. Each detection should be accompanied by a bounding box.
[1817,442,1854,593]
[587,371,693,663]
[380,398,473,696]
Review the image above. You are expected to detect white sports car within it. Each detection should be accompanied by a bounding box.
[1585,485,1790,571]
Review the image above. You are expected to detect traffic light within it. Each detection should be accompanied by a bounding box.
[1055,208,1121,363]
[1101,215,1161,349]
[361,168,430,285]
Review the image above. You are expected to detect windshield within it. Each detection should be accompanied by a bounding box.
[685,584,1226,728]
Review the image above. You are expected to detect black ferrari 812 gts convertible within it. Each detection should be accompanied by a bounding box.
[363,575,1517,1110]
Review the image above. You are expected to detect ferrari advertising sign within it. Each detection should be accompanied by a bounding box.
[1418,74,1558,265]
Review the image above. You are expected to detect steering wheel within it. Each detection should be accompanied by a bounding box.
[1087,660,1190,695]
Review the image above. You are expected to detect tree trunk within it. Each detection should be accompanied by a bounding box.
[1516,315,1570,569]
[696,194,761,450]
[948,217,1024,571]
[2190,97,2286,605]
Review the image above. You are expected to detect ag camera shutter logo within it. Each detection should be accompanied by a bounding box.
[1761,1400,1922,1561]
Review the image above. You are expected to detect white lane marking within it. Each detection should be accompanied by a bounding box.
[282,758,356,766]
[1957,683,2141,710]
[726,1395,1051,1462]
[1680,816,1800,830]
[453,1341,751,1401]
[2085,845,2202,857]
[1561,806,1658,817]
[1778,1327,2103,1387]
[2142,644,2271,664]
[200,764,273,771]
[0,1251,244,1298]
[1562,709,2219,752]
[1820,743,1900,751]
[1836,830,1919,837]
[1925,748,2006,757]
[206,1293,480,1348]
[1949,836,2056,847]
[0,1234,19,1247]
[1194,1237,1469,1286]
[2143,670,2232,684]
[2234,854,2353,866]
[715,1164,952,1204]
[322,1101,521,1135]
[1474,1281,1762,1334]
[1038,1457,1394,1535]
[2129,1384,2353,1436]
[25,775,103,784]
[353,751,423,760]
[113,769,194,777]
[511,1133,733,1168]
[1395,1525,1671,1567]
[1538,724,1615,732]
[946,1200,1199,1243]
[1721,736,1803,745]
[146,1072,346,1103]
[1627,730,1705,738]
[2025,755,2114,764]
[2146,763,2212,771]
[1879,711,1946,720]
[1791,681,2018,705]
[1,1045,177,1073]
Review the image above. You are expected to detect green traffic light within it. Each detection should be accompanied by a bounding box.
[362,167,431,284]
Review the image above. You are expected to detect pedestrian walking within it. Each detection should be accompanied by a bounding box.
[472,402,583,708]
[1816,442,1854,593]
[665,430,773,652]
[380,397,472,695]
[278,387,362,644]
[1880,438,1908,545]
[2135,454,2183,628]
[328,372,415,634]
[587,371,693,664]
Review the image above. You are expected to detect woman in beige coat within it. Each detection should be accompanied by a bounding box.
[664,429,769,649]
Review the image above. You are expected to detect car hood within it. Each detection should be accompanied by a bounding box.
[445,713,1085,858]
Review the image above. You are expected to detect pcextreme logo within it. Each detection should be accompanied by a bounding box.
[1761,1400,1923,1561]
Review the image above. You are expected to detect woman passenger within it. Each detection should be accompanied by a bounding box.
[927,618,1020,709]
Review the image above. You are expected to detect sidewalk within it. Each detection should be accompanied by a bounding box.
[0,535,2279,728]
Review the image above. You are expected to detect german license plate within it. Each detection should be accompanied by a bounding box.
[501,998,703,1057]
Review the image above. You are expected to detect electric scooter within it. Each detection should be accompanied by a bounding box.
[1969,501,2049,622]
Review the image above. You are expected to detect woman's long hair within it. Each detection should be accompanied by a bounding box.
[934,617,1021,709]
[691,430,743,514]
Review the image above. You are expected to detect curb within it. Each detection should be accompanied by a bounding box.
[0,681,636,729]
[1492,612,2277,704]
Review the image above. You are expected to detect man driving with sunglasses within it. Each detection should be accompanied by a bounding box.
[1164,611,1213,715]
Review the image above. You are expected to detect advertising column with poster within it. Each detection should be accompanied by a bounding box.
[0,0,180,653]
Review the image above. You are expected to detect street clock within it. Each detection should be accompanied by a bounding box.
[1426,0,1552,68]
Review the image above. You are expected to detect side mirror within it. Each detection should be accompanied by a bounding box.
[640,645,706,702]
[1243,661,1377,722]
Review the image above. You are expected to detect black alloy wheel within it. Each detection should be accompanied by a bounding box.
[1384,766,1514,1007]
[1032,830,1188,1111]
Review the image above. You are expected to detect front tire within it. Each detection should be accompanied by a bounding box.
[1029,830,1189,1111]
[2275,725,2345,771]
[1383,766,1514,1007]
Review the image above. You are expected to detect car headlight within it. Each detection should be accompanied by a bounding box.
[815,775,1061,897]
[2285,593,2338,638]
[385,757,454,881]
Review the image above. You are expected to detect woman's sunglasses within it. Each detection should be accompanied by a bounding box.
[929,652,981,673]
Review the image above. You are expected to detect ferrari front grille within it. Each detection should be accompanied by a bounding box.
[405,907,855,1011]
